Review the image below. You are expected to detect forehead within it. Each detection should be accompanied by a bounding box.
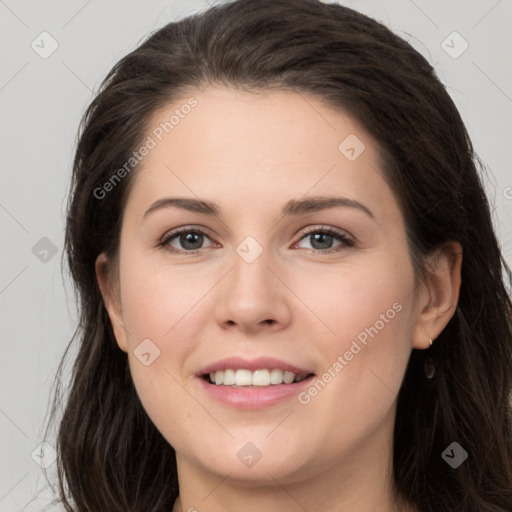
[146,86,371,165]
[125,86,397,221]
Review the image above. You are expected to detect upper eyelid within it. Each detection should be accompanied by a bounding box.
[160,225,215,242]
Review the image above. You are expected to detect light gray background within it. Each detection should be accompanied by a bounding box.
[1,0,511,510]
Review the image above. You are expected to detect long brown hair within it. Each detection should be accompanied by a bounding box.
[43,0,512,510]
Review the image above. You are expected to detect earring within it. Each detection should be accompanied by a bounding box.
[424,357,435,379]
[429,338,433,347]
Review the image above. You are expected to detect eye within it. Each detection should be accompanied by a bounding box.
[159,225,355,254]
[160,227,216,253]
[294,227,355,253]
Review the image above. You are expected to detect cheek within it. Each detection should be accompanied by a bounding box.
[298,260,415,438]
[118,257,207,345]
[303,252,414,353]
[127,355,209,460]
[294,251,415,406]
[117,256,218,446]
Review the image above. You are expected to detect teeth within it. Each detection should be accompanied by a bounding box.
[270,369,283,384]
[235,369,252,386]
[207,369,309,386]
[283,371,295,384]
[252,369,270,386]
[223,369,236,385]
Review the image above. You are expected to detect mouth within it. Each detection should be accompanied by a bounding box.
[195,356,316,408]
[201,368,315,387]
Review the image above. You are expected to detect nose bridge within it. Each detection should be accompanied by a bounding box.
[229,235,273,302]
[215,234,291,330]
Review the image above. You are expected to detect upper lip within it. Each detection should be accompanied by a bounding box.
[196,356,314,377]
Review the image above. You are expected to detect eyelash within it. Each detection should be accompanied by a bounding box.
[158,225,355,255]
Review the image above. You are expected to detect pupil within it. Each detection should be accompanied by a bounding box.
[181,232,203,250]
[311,233,332,250]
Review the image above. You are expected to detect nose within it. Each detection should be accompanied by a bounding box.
[214,245,292,335]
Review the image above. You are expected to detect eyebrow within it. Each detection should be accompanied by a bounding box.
[143,195,375,220]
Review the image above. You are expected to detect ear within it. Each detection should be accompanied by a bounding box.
[412,241,463,349]
[95,252,128,353]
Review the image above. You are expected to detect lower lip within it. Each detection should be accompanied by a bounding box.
[196,375,315,409]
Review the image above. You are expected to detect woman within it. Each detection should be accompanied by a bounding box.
[43,0,512,510]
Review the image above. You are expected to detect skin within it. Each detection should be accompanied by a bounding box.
[96,86,462,512]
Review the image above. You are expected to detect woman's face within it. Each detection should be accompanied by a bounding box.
[100,86,430,484]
